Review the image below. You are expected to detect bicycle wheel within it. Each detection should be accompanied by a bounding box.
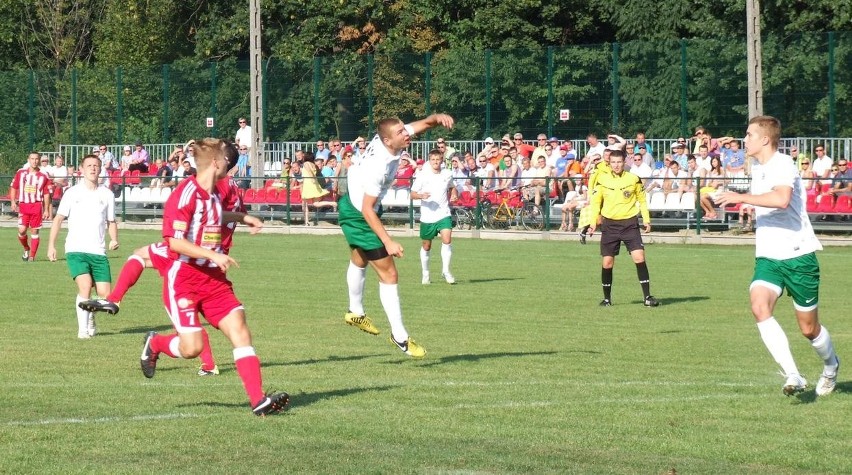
[476,202,493,229]
[520,202,544,230]
[453,207,473,230]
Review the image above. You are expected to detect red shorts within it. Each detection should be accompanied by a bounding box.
[162,261,242,332]
[18,203,44,229]
[147,242,172,277]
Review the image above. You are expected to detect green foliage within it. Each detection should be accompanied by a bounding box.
[0,229,851,473]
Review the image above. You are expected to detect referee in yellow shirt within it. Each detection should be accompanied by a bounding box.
[588,149,659,307]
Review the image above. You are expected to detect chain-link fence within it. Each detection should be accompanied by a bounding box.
[2,32,851,173]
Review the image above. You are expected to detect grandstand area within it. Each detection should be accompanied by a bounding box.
[1,229,849,473]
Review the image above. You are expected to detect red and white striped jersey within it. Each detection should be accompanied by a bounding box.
[11,169,51,204]
[217,177,245,254]
[162,177,224,270]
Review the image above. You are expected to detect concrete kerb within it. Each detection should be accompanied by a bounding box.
[5,219,850,247]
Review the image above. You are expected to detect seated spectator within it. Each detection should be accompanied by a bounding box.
[720,138,746,176]
[647,159,687,199]
[671,142,689,168]
[98,144,118,172]
[636,145,654,168]
[699,156,725,220]
[799,158,818,197]
[739,204,756,232]
[148,158,170,188]
[290,161,303,190]
[629,153,653,181]
[128,141,150,173]
[521,156,549,206]
[322,156,337,192]
[449,153,468,195]
[120,145,133,171]
[498,149,521,190]
[559,187,587,232]
[273,158,293,189]
[692,126,721,157]
[679,155,702,194]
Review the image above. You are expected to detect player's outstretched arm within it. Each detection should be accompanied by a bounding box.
[408,114,455,136]
[223,211,264,234]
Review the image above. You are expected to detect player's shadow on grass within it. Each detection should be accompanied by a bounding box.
[263,353,388,368]
[407,350,565,367]
[629,296,711,306]
[181,385,398,411]
[115,324,175,334]
[790,380,850,404]
[466,277,523,284]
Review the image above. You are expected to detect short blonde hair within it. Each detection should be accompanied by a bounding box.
[193,138,224,172]
[748,115,781,149]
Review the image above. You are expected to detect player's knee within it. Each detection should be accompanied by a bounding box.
[178,337,204,358]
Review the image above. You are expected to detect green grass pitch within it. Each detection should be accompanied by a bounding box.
[0,227,848,474]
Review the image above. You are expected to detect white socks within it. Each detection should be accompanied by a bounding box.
[379,282,407,343]
[441,243,452,274]
[347,261,366,315]
[75,294,90,337]
[420,248,430,275]
[811,325,839,374]
[420,244,452,275]
[757,317,800,377]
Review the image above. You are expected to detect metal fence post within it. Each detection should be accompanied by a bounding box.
[680,39,688,137]
[828,32,836,137]
[71,68,78,150]
[116,67,124,144]
[424,52,432,141]
[485,50,492,138]
[611,43,619,131]
[28,70,34,151]
[210,62,218,137]
[367,54,374,135]
[547,46,554,137]
[313,57,321,140]
[162,64,170,143]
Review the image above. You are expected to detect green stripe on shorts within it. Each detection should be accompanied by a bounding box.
[66,252,112,283]
[338,194,384,251]
[752,253,820,307]
[419,216,453,240]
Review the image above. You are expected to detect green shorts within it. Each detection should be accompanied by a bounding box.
[752,253,820,309]
[66,252,112,283]
[419,216,453,241]
[338,194,384,252]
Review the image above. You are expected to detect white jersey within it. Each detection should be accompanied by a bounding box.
[411,168,453,223]
[347,124,415,213]
[752,151,822,260]
[56,183,116,255]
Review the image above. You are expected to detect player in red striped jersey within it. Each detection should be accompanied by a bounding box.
[10,152,52,261]
[80,141,248,377]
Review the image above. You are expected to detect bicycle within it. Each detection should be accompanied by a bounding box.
[452,190,491,230]
[482,189,543,231]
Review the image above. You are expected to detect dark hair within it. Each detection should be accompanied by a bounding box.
[221,139,239,170]
[302,151,316,163]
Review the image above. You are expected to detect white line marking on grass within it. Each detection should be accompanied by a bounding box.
[451,393,756,410]
[4,412,207,427]
[442,380,760,388]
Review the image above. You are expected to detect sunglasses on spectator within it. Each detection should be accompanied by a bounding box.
[801,161,810,165]
[239,147,247,151]
[283,162,291,165]
[840,163,848,167]
[239,120,246,124]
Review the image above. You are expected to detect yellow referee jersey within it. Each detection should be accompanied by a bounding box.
[589,170,650,223]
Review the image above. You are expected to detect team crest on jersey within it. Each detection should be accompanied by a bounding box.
[177,298,193,309]
[623,190,632,199]
[173,220,187,231]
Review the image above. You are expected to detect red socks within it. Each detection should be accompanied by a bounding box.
[198,328,216,371]
[151,333,180,358]
[109,255,145,302]
[18,234,29,251]
[29,236,39,259]
[234,348,264,407]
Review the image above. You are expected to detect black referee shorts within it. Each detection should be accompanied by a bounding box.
[600,216,644,257]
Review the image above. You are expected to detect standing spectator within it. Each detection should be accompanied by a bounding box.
[46,154,118,339]
[235,145,250,189]
[633,132,653,156]
[352,137,367,160]
[339,113,454,359]
[129,141,149,173]
[512,133,536,159]
[98,144,118,172]
[410,149,458,285]
[717,115,838,397]
[585,133,606,161]
[587,149,658,307]
[184,140,197,168]
[133,138,290,415]
[315,140,330,160]
[11,152,52,261]
[234,117,252,151]
[531,133,549,163]
[391,153,415,190]
[435,137,456,163]
[692,126,721,157]
[449,153,467,195]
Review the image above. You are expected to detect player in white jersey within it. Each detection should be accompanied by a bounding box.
[410,149,458,285]
[717,116,839,397]
[46,155,119,339]
[338,114,454,358]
